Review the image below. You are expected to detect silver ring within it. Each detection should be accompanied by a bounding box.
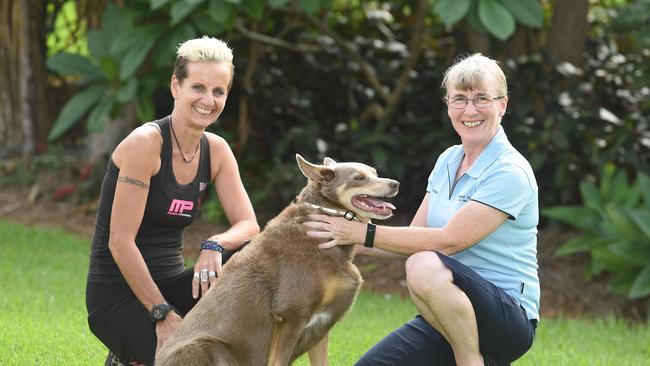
[208,271,216,277]
[193,272,199,279]
[200,268,209,282]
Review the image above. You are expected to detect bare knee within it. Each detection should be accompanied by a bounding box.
[405,251,452,297]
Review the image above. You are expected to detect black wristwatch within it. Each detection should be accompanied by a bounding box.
[149,302,172,325]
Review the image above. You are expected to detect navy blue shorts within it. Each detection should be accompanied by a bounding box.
[355,252,537,366]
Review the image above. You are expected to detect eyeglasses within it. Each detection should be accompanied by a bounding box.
[444,95,505,109]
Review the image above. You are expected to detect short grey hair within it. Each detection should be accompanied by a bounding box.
[441,53,507,97]
[173,36,234,87]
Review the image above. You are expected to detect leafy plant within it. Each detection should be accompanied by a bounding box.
[46,3,162,140]
[543,164,650,299]
[45,0,648,221]
[433,0,543,40]
[45,0,336,142]
[506,34,650,209]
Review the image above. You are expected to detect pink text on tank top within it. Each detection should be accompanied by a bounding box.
[168,199,193,217]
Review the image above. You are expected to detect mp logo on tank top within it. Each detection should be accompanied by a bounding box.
[168,199,193,218]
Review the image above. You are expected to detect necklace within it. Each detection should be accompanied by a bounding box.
[170,117,200,164]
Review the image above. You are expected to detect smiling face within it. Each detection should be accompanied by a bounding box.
[170,61,232,129]
[446,72,508,150]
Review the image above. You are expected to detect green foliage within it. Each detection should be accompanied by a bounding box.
[46,52,104,81]
[432,0,543,40]
[46,1,194,141]
[236,20,650,218]
[502,0,543,28]
[434,0,472,26]
[609,0,650,92]
[544,164,650,299]
[47,83,108,140]
[506,37,650,209]
[46,0,337,142]
[45,0,649,221]
[269,0,290,7]
[45,1,89,57]
[200,188,228,223]
[46,2,154,141]
[0,148,72,186]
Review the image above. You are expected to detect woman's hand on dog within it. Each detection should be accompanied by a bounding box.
[155,311,182,357]
[303,214,365,249]
[192,250,223,299]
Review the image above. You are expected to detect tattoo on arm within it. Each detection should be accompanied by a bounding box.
[118,175,150,189]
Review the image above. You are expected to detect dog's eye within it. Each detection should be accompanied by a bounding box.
[353,174,366,181]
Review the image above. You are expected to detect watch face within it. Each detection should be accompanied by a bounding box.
[151,303,170,322]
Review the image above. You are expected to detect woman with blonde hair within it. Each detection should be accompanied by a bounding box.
[86,36,260,365]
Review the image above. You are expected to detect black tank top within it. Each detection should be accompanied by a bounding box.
[87,116,212,284]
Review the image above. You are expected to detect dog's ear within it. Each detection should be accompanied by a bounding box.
[323,157,337,166]
[296,154,335,183]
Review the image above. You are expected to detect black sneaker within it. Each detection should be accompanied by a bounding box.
[483,354,510,366]
[105,351,126,366]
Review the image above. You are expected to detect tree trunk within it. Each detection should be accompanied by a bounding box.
[505,26,542,61]
[86,102,136,166]
[0,0,53,159]
[238,27,262,152]
[18,0,34,158]
[547,0,589,66]
[462,20,491,55]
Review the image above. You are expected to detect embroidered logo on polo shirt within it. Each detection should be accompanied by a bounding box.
[457,194,471,203]
[168,199,193,217]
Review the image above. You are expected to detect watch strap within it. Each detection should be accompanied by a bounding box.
[149,302,172,325]
[364,223,376,248]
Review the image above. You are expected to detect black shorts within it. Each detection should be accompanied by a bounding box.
[355,252,537,366]
[86,269,198,364]
[86,249,241,364]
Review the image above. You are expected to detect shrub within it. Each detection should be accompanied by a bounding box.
[543,164,650,299]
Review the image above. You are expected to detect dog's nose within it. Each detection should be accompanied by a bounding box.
[390,180,399,190]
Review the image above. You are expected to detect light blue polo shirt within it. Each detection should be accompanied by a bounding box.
[426,126,540,320]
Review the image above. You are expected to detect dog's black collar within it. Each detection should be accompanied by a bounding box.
[301,202,360,222]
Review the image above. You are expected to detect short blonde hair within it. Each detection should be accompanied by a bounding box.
[441,53,507,97]
[173,36,234,87]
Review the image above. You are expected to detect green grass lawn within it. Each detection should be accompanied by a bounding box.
[1,218,649,365]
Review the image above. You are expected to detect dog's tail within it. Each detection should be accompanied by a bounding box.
[156,335,239,366]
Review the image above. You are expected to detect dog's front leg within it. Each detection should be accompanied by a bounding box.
[307,333,329,366]
[268,315,309,366]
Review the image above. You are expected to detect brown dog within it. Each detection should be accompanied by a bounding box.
[156,154,399,366]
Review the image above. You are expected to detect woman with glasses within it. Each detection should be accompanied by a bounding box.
[304,53,539,366]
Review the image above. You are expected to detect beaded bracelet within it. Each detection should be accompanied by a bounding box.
[200,239,225,252]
